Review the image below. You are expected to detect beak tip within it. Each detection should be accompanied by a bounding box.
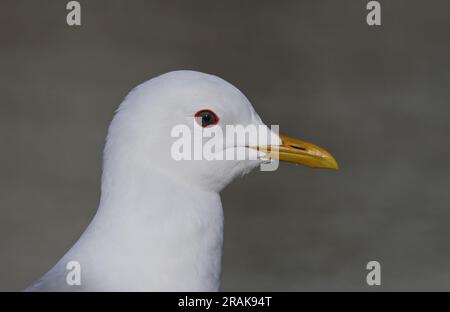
[330,158,339,170]
[324,154,339,170]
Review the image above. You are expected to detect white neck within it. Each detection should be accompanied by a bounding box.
[56,167,224,291]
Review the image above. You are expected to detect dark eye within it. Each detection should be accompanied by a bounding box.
[195,109,219,127]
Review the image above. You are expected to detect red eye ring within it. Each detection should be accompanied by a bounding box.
[194,109,220,128]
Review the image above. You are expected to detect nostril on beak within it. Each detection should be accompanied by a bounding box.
[290,144,306,151]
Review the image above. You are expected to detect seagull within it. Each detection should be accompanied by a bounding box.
[26,70,338,291]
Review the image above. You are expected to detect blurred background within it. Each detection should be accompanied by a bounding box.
[1,0,450,291]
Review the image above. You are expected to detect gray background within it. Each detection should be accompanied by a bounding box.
[1,0,450,291]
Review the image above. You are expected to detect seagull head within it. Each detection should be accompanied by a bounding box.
[103,70,338,193]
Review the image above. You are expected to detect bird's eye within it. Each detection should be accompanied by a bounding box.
[194,109,219,127]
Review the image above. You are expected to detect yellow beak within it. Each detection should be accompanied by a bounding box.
[258,135,339,169]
